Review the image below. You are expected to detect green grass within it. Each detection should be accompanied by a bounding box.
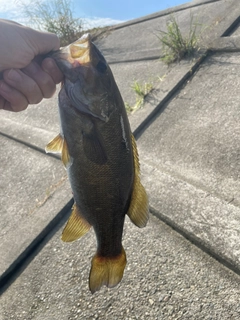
[125,80,153,113]
[157,15,199,64]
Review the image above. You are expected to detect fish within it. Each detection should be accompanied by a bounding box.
[45,34,149,294]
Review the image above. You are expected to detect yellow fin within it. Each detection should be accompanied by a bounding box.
[61,203,91,242]
[46,134,72,168]
[61,138,72,168]
[89,247,126,294]
[127,134,149,228]
[45,133,63,154]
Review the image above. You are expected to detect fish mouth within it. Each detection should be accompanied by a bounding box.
[59,33,92,66]
[69,34,91,62]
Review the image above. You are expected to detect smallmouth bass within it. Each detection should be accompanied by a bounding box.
[46,34,149,293]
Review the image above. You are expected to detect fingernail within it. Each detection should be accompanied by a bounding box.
[7,69,21,82]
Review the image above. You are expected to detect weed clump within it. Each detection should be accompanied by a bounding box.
[157,16,199,64]
[125,81,153,113]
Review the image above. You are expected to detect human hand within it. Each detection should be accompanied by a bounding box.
[0,19,63,112]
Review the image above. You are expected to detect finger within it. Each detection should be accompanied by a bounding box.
[0,94,13,111]
[1,100,15,112]
[0,81,28,112]
[4,68,43,104]
[22,61,57,98]
[41,58,63,84]
[0,95,5,109]
[31,29,60,55]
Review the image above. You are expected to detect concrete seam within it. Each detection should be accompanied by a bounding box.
[111,0,222,30]
[0,198,74,295]
[133,52,209,140]
[149,205,240,278]
[130,12,240,137]
[220,15,240,37]
[209,47,240,53]
[0,131,60,161]
[108,55,161,65]
[146,161,240,209]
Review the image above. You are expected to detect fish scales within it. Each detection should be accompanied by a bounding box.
[46,34,149,293]
[59,87,133,256]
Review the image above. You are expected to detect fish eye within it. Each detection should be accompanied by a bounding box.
[96,61,107,73]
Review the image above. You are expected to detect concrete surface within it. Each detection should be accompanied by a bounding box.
[137,51,240,271]
[1,0,240,318]
[96,0,239,63]
[1,215,240,320]
[209,36,240,52]
[0,134,70,275]
[0,94,60,142]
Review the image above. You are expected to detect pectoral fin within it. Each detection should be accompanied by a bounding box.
[45,134,63,153]
[61,139,72,168]
[45,134,72,168]
[127,135,149,228]
[62,203,91,242]
[83,130,107,165]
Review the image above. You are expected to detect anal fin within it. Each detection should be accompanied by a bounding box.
[62,203,91,242]
[127,134,149,228]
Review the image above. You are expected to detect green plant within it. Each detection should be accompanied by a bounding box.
[157,15,199,64]
[132,81,153,106]
[125,80,153,113]
[125,102,135,113]
[20,0,82,46]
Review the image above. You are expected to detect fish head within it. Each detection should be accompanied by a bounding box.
[52,34,116,121]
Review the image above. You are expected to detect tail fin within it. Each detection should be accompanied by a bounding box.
[89,247,127,294]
